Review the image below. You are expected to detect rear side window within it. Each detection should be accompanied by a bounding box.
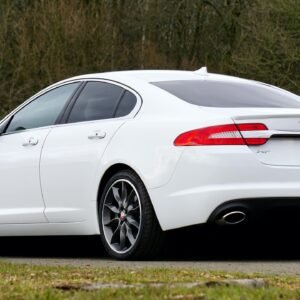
[68,82,124,123]
[152,80,300,108]
[115,91,137,118]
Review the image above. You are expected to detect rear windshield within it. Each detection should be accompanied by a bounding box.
[152,80,300,108]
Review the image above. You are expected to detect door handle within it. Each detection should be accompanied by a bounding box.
[23,137,39,147]
[88,131,106,140]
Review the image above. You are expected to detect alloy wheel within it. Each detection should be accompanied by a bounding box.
[102,179,142,254]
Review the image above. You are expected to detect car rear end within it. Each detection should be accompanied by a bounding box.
[149,75,300,231]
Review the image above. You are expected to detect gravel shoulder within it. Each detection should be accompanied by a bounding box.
[0,260,299,300]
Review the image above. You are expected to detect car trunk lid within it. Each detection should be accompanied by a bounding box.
[233,108,300,166]
[201,107,300,166]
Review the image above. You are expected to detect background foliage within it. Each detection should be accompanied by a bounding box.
[0,0,299,116]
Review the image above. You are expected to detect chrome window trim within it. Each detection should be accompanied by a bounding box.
[0,77,142,136]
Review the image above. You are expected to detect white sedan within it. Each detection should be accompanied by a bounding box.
[1,68,300,259]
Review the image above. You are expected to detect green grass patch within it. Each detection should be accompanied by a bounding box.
[0,261,299,299]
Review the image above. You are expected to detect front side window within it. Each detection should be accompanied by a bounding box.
[67,82,125,123]
[6,83,79,133]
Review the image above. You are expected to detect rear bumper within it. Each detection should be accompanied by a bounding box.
[149,146,300,231]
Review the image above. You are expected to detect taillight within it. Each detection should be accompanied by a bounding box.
[174,123,268,146]
[236,123,268,145]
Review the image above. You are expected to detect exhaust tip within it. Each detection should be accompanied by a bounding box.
[216,211,246,225]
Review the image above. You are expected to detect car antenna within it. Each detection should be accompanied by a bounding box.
[194,66,208,75]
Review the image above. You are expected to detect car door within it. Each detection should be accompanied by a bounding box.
[40,80,139,223]
[0,82,80,224]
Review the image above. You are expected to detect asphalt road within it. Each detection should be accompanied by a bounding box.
[2,257,300,276]
[0,225,299,276]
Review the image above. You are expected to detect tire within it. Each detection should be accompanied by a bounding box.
[99,169,164,260]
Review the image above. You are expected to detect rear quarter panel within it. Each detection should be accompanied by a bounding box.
[96,84,234,229]
[99,83,234,190]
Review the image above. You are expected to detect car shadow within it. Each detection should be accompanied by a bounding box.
[162,224,300,261]
[0,224,298,261]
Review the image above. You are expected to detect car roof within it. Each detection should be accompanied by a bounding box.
[65,69,251,85]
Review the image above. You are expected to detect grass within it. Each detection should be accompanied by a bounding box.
[0,261,299,299]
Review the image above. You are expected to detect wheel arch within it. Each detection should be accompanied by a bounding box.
[96,163,162,230]
[97,163,135,203]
